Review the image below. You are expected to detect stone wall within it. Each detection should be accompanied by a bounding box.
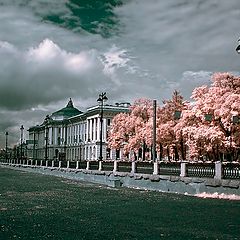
[1,163,240,196]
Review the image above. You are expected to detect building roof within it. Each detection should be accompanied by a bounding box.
[51,98,82,120]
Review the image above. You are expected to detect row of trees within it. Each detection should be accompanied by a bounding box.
[108,72,240,162]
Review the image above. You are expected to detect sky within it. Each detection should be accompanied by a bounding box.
[0,0,239,148]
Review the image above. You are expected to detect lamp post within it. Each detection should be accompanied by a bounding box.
[5,131,8,162]
[44,115,50,161]
[152,100,158,175]
[20,125,24,162]
[97,92,108,161]
[152,100,157,162]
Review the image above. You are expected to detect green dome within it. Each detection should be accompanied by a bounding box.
[51,98,82,120]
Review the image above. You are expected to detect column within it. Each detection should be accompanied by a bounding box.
[103,119,107,141]
[113,160,118,172]
[214,161,222,180]
[97,118,100,141]
[86,161,90,170]
[93,118,96,141]
[60,127,63,146]
[131,161,136,174]
[180,162,187,177]
[98,161,102,171]
[153,162,159,175]
[86,120,89,142]
[89,119,92,141]
[48,127,52,146]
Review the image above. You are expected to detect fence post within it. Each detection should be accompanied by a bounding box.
[131,161,136,174]
[180,162,187,177]
[31,159,33,166]
[40,160,43,166]
[153,161,159,175]
[98,161,102,171]
[67,161,70,168]
[86,161,90,170]
[76,161,79,169]
[59,161,62,168]
[52,160,54,167]
[113,160,118,172]
[214,161,222,180]
[46,160,48,167]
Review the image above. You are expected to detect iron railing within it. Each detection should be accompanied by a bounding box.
[187,163,215,178]
[1,159,240,180]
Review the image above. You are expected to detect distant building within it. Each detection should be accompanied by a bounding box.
[27,98,130,161]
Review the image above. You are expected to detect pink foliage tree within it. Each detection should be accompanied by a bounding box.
[157,91,189,161]
[180,72,240,161]
[108,72,240,162]
[108,92,188,161]
[108,98,155,160]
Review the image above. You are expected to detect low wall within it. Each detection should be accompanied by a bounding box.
[1,163,240,196]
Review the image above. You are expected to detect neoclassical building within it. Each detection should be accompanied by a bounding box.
[27,98,130,161]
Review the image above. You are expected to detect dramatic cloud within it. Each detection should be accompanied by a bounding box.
[0,0,239,147]
[0,39,99,110]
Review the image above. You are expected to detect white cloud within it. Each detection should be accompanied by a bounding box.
[27,39,96,73]
[100,45,131,75]
[28,39,61,61]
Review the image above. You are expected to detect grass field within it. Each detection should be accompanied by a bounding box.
[0,167,239,240]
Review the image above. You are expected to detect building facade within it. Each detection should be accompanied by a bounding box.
[27,98,130,161]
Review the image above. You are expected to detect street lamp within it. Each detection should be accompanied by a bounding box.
[97,92,108,161]
[152,100,157,162]
[44,115,50,161]
[20,125,24,162]
[5,131,8,162]
[152,100,158,175]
